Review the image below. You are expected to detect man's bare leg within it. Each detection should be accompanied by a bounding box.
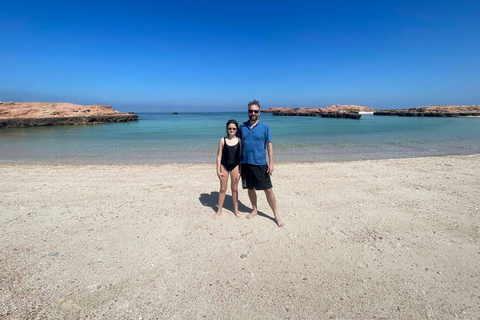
[264,188,284,227]
[246,189,258,219]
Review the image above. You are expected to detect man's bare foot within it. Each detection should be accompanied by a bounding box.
[246,210,257,219]
[276,218,285,228]
[213,211,221,219]
[234,211,242,218]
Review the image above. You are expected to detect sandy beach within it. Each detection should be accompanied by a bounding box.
[1,155,479,319]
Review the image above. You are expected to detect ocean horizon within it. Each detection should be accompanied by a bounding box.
[1,112,479,164]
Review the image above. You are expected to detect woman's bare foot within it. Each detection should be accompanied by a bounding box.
[276,218,285,228]
[234,211,242,218]
[213,211,221,219]
[246,210,257,219]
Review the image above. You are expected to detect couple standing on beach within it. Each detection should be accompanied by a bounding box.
[214,100,285,228]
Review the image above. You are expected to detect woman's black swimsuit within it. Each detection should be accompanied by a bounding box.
[221,137,240,172]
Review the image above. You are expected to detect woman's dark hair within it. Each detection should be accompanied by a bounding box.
[226,119,239,137]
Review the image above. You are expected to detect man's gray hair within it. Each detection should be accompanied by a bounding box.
[248,100,261,109]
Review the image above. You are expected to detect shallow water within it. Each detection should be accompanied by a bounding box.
[1,113,479,164]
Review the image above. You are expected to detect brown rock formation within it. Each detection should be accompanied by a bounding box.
[0,102,138,128]
[262,106,367,119]
[271,108,321,116]
[322,105,375,112]
[374,105,480,117]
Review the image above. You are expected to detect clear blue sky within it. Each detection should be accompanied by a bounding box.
[1,0,479,112]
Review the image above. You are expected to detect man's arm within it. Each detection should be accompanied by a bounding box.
[266,141,274,174]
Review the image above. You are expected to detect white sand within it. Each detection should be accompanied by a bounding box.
[1,156,479,319]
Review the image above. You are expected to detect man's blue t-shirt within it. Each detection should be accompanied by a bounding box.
[239,120,272,165]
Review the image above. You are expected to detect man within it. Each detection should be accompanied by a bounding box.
[238,100,284,228]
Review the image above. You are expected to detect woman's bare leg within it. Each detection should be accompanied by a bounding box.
[214,166,229,219]
[230,166,241,218]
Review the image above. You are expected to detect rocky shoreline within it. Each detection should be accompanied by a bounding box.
[268,109,362,119]
[262,105,480,119]
[0,114,139,128]
[373,105,480,117]
[262,105,376,120]
[0,102,138,128]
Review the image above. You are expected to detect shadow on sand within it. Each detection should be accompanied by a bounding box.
[199,191,276,223]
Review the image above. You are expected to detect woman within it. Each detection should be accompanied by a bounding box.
[214,119,241,219]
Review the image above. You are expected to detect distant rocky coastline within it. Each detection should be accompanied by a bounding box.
[373,105,480,117]
[262,105,480,119]
[0,102,138,128]
[262,105,376,119]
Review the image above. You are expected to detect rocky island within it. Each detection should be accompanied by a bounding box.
[262,105,376,119]
[0,102,138,128]
[373,105,480,117]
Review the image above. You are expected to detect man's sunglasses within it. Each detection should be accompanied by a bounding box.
[248,110,260,114]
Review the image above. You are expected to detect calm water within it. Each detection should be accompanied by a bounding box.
[1,112,479,164]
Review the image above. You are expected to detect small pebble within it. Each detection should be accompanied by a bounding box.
[240,254,247,259]
[48,252,58,257]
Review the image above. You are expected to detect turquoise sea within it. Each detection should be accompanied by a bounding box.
[1,112,479,164]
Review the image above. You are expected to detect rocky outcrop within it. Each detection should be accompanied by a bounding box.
[322,105,375,113]
[374,105,480,117]
[0,102,138,128]
[0,115,139,128]
[270,108,361,119]
[262,105,374,119]
[267,107,321,116]
[320,112,361,119]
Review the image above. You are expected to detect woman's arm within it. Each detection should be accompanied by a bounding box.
[216,138,225,179]
[235,139,242,182]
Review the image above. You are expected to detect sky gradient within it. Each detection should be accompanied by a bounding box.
[1,0,479,112]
